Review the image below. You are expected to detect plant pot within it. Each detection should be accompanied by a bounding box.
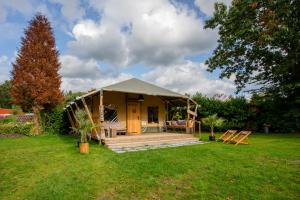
[209,135,216,141]
[79,142,89,154]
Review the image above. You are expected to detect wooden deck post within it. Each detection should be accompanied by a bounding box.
[166,100,169,132]
[186,98,190,134]
[99,90,105,140]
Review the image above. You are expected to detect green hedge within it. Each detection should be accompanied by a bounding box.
[41,106,69,134]
[0,123,34,136]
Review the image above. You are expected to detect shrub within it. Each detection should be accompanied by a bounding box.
[41,106,69,134]
[0,115,17,124]
[0,122,34,136]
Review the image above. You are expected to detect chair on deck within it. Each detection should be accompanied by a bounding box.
[217,130,237,142]
[102,121,127,138]
[228,131,252,145]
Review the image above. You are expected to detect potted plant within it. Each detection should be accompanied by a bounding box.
[72,110,93,154]
[202,114,224,141]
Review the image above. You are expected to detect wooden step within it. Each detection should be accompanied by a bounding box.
[104,134,195,144]
[106,138,199,148]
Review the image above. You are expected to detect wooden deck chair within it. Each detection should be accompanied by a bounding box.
[229,131,252,146]
[217,130,237,142]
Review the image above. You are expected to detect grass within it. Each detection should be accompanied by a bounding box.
[0,133,299,200]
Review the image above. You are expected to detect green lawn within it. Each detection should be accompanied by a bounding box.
[0,133,299,200]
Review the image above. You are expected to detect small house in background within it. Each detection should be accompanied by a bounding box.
[65,78,199,147]
[0,108,13,115]
[0,108,13,120]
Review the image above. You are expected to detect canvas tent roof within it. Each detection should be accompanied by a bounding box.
[102,78,187,99]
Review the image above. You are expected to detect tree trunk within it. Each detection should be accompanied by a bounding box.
[32,106,42,135]
[210,126,214,137]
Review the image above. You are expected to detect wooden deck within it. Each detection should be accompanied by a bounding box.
[103,133,199,150]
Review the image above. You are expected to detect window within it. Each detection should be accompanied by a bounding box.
[148,106,159,123]
[104,106,118,122]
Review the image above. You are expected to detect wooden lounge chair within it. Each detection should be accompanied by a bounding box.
[217,130,237,142]
[228,131,251,145]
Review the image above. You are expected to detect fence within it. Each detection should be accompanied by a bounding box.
[0,114,34,123]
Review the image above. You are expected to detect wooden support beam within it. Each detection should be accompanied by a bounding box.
[189,98,198,105]
[74,102,80,110]
[81,97,98,140]
[69,105,78,125]
[187,110,197,117]
[66,109,75,129]
[81,97,95,126]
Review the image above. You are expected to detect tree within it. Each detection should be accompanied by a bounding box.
[202,114,224,140]
[205,0,300,99]
[0,81,12,108]
[64,91,84,106]
[10,13,63,134]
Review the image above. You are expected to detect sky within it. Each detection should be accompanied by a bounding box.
[0,0,237,97]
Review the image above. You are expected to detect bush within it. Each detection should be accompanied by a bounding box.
[0,122,34,136]
[41,106,69,134]
[0,115,17,124]
[193,93,252,131]
[193,92,299,133]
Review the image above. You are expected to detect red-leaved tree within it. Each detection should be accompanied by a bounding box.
[10,13,63,134]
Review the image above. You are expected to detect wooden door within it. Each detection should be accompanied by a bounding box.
[127,102,141,134]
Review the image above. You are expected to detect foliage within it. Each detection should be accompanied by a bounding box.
[169,106,186,121]
[202,114,224,136]
[11,105,23,115]
[205,0,300,99]
[193,92,299,133]
[0,81,12,108]
[0,115,17,124]
[72,110,94,143]
[250,93,300,133]
[41,106,69,134]
[0,122,34,136]
[0,134,299,199]
[63,91,84,106]
[193,93,252,131]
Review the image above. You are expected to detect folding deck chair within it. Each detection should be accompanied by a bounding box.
[217,130,237,142]
[228,131,251,146]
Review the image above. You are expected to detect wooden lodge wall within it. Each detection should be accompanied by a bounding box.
[89,91,166,133]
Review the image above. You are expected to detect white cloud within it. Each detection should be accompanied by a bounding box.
[0,0,53,24]
[69,19,129,66]
[0,0,37,23]
[0,55,10,83]
[50,0,85,23]
[142,60,235,96]
[59,54,132,92]
[59,55,103,79]
[68,0,218,67]
[194,0,232,16]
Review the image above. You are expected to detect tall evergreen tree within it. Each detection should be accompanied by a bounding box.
[10,13,63,134]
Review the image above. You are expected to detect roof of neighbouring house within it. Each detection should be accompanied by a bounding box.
[0,108,13,115]
[102,78,187,99]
